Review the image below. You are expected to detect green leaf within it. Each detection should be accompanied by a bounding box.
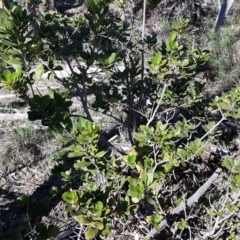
[159,59,168,67]
[1,38,17,47]
[222,158,240,174]
[182,59,189,67]
[108,52,116,64]
[92,221,104,230]
[169,31,177,42]
[101,228,111,237]
[95,151,107,158]
[230,174,240,191]
[75,215,92,225]
[218,101,229,110]
[74,160,91,169]
[40,95,50,106]
[0,8,9,18]
[65,169,72,176]
[2,69,11,80]
[85,226,98,239]
[162,151,171,161]
[140,125,153,134]
[7,59,22,71]
[148,180,159,190]
[152,52,162,65]
[179,138,206,159]
[127,178,144,203]
[7,48,22,55]
[146,195,155,205]
[77,117,87,130]
[68,150,85,158]
[94,201,104,212]
[33,65,44,81]
[62,190,78,204]
[140,170,148,185]
[131,196,142,203]
[122,148,137,167]
[178,218,188,229]
[0,31,11,37]
[148,214,163,224]
[174,197,183,206]
[147,172,154,186]
[128,154,136,164]
[47,87,55,99]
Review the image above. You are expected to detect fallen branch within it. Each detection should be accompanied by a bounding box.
[145,168,222,239]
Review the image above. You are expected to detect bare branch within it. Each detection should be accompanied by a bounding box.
[147,83,168,127]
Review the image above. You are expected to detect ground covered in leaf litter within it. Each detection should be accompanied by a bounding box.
[0,79,82,239]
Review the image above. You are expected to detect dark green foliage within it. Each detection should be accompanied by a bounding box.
[1,0,240,239]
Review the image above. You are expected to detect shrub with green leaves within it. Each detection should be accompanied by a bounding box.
[1,0,240,239]
[207,28,240,82]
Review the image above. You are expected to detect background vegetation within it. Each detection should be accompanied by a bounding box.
[1,0,240,239]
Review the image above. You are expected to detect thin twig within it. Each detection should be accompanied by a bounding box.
[138,0,147,107]
[147,83,168,126]
[201,107,226,141]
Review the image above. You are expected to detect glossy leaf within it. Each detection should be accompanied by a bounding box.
[62,190,78,204]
